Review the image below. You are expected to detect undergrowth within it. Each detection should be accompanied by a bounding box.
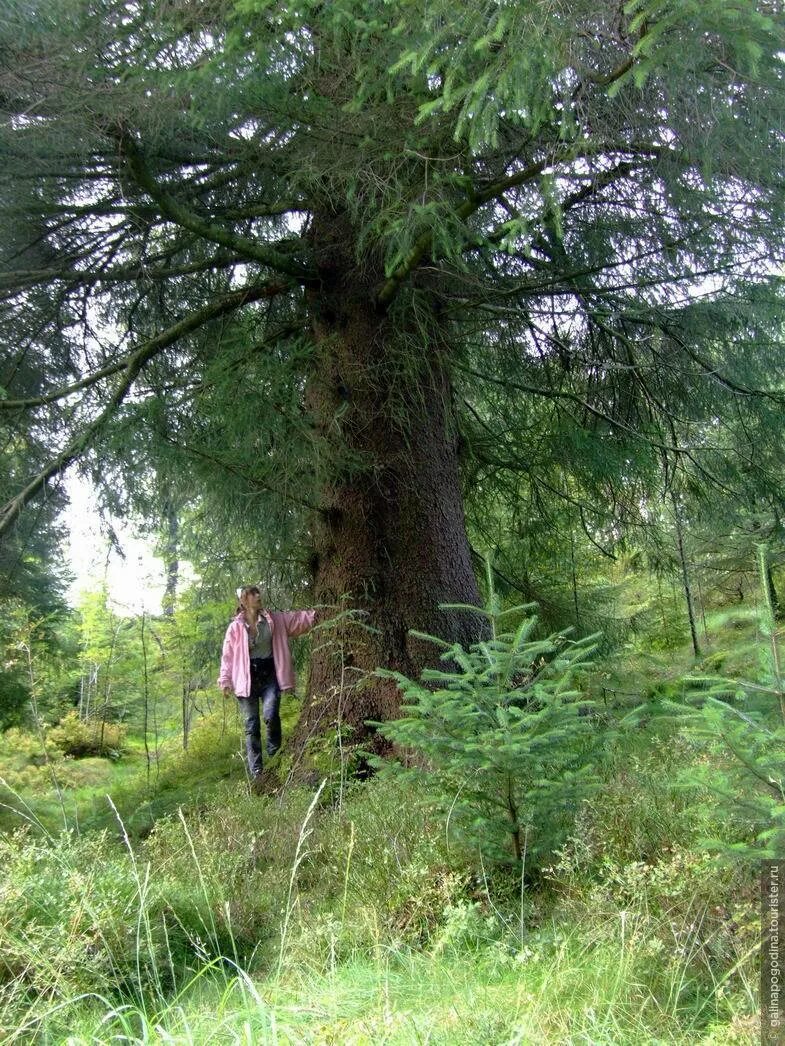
[0,606,774,1043]
[0,742,760,1044]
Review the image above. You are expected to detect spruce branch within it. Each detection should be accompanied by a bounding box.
[0,280,287,536]
[452,358,738,494]
[0,279,291,412]
[664,325,785,405]
[119,133,317,285]
[0,250,246,296]
[157,435,322,514]
[375,146,601,306]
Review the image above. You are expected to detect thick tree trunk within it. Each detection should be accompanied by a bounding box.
[296,214,482,747]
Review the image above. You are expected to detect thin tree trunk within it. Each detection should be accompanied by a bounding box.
[161,494,179,617]
[24,641,67,828]
[182,680,192,751]
[767,564,782,622]
[100,626,119,751]
[657,574,667,633]
[148,622,163,784]
[141,612,151,787]
[695,569,709,645]
[672,494,701,658]
[79,669,90,721]
[506,774,522,864]
[569,524,580,628]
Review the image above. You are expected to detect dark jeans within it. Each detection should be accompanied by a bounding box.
[236,657,281,779]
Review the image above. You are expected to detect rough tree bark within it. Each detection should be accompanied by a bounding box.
[295,211,482,748]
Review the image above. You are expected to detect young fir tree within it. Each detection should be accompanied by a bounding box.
[379,565,605,869]
[1,0,784,743]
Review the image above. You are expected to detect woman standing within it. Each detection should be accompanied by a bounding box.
[218,585,316,783]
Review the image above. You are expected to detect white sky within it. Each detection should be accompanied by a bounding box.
[64,472,167,616]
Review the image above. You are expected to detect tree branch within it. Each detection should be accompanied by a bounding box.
[0,253,243,295]
[375,145,601,307]
[159,435,321,514]
[120,133,317,284]
[453,357,736,492]
[1,278,292,411]
[0,280,290,537]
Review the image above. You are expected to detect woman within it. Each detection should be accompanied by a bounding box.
[218,585,316,782]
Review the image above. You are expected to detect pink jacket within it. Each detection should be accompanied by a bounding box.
[218,609,316,696]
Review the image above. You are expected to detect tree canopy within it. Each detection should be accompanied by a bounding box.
[2,0,784,736]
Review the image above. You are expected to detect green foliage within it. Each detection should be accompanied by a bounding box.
[0,601,78,728]
[47,710,126,759]
[74,587,147,727]
[162,591,230,692]
[548,839,758,1025]
[298,776,472,955]
[0,829,146,1002]
[2,0,785,668]
[155,708,243,788]
[0,724,121,820]
[378,568,609,869]
[551,732,729,870]
[620,0,777,91]
[0,762,759,1044]
[684,545,785,858]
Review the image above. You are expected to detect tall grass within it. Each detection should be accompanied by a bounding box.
[0,604,770,1045]
[0,757,759,1044]
[10,918,757,1044]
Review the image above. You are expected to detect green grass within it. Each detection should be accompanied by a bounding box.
[0,701,253,837]
[594,606,764,693]
[0,761,760,1045]
[0,620,770,1045]
[10,924,757,1044]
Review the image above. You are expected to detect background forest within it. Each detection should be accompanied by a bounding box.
[1,0,785,1041]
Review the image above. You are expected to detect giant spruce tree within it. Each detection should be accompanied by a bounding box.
[1,0,784,739]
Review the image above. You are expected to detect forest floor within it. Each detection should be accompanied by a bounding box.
[0,609,771,1044]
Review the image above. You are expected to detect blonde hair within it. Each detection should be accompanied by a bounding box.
[235,585,260,615]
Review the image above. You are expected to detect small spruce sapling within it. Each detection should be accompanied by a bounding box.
[378,564,606,870]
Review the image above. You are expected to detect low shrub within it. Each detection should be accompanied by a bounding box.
[299,775,474,954]
[47,711,126,759]
[557,734,727,870]
[154,707,243,790]
[546,841,758,1012]
[0,726,57,763]
[0,728,67,815]
[0,829,158,1004]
